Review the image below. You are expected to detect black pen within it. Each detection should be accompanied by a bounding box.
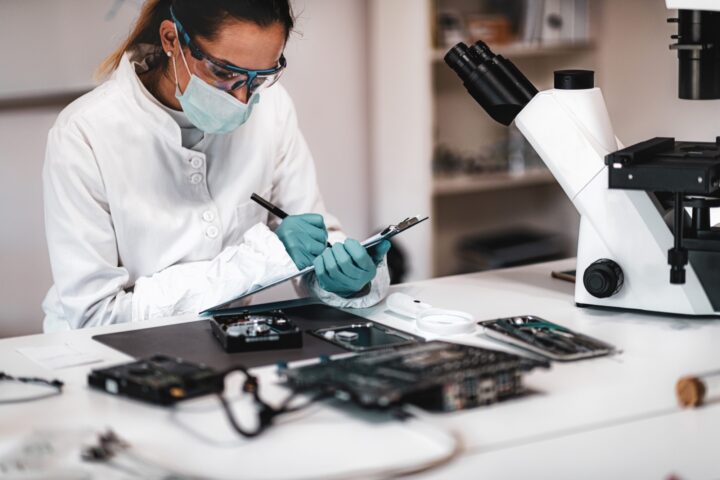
[251,193,332,247]
[251,193,289,219]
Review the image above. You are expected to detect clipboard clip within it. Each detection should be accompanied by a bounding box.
[381,215,430,237]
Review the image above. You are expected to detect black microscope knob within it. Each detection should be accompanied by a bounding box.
[583,259,624,298]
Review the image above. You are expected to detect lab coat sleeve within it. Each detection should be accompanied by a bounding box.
[44,123,298,329]
[269,86,390,308]
[131,223,298,321]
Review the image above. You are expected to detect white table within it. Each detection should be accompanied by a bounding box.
[1,259,719,480]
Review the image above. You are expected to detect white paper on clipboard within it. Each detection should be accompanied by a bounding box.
[199,215,429,315]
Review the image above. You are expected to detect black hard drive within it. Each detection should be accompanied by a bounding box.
[211,310,303,353]
[88,355,223,406]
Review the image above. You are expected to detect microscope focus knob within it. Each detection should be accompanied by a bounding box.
[583,259,624,299]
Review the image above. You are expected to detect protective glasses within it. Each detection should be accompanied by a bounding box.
[170,7,287,94]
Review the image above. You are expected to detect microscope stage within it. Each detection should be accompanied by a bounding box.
[606,137,720,195]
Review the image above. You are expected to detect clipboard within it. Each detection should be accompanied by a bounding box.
[199,215,429,316]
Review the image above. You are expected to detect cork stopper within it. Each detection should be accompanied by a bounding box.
[676,376,706,408]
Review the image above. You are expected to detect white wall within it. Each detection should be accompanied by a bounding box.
[282,0,371,239]
[0,109,59,337]
[0,0,372,338]
[0,0,139,97]
[369,0,434,281]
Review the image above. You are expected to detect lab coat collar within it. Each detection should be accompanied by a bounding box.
[113,49,185,146]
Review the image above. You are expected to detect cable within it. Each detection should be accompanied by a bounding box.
[256,404,464,480]
[0,372,64,405]
[216,366,328,438]
[83,429,208,479]
[81,409,462,480]
[182,366,462,477]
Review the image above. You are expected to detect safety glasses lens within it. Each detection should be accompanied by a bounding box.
[197,58,284,93]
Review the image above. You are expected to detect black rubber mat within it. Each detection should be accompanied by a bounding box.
[93,300,373,370]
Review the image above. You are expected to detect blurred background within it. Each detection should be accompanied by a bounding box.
[1,0,719,337]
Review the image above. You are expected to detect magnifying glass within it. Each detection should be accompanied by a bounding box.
[386,293,476,336]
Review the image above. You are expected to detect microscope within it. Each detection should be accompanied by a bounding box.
[446,0,720,317]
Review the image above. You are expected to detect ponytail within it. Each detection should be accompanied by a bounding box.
[96,0,172,80]
[96,0,295,80]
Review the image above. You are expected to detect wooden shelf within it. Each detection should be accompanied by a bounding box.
[433,169,556,196]
[431,41,595,62]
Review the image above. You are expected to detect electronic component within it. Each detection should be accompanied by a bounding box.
[87,355,223,406]
[310,322,419,352]
[282,341,548,411]
[480,316,617,361]
[211,311,303,353]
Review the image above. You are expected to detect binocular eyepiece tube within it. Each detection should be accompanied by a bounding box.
[444,41,538,126]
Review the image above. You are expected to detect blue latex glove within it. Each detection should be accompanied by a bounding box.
[314,239,392,297]
[276,214,328,269]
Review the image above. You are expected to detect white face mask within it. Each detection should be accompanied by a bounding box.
[170,40,260,135]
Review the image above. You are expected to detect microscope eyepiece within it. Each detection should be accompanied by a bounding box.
[467,40,494,64]
[444,43,478,78]
[444,41,538,126]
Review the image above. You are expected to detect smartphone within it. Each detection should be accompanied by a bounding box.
[311,322,419,352]
[479,315,617,361]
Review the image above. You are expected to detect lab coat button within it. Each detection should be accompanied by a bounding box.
[190,157,204,169]
[202,210,215,222]
[206,226,219,239]
[190,173,204,185]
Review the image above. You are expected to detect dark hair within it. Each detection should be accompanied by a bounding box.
[97,0,294,78]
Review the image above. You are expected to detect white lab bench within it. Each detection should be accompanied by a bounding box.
[1,259,719,479]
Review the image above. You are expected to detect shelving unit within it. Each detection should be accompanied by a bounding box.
[369,0,600,280]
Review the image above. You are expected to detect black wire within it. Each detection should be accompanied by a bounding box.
[0,372,64,405]
[216,366,326,438]
[216,392,267,438]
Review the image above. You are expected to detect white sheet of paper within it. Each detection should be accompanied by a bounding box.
[17,344,104,370]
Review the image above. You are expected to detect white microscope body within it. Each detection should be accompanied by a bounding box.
[515,86,717,316]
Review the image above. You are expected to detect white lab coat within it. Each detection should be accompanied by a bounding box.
[42,50,389,332]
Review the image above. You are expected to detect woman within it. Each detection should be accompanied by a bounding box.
[42,0,391,332]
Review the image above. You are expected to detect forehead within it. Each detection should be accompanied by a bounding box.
[192,19,286,70]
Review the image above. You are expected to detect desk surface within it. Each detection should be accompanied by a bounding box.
[1,259,719,479]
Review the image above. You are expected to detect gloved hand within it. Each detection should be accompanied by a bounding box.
[276,214,328,270]
[314,239,392,297]
[367,239,392,266]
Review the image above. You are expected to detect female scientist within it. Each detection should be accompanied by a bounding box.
[42,0,391,331]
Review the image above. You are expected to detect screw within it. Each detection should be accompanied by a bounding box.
[628,174,634,180]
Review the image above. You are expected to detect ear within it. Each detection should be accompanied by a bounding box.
[159,19,179,55]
